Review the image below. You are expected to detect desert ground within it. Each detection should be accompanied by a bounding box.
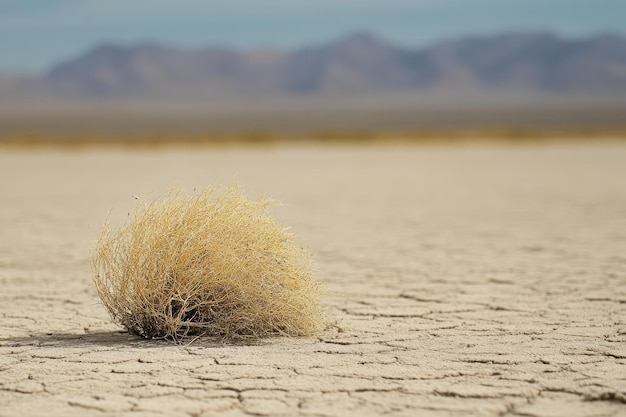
[0,142,625,416]
[2,104,626,135]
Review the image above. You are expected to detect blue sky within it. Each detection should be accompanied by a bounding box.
[1,0,625,74]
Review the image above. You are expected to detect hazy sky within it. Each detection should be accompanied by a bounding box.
[1,0,625,74]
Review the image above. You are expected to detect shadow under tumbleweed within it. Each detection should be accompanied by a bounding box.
[0,330,275,349]
[0,330,154,349]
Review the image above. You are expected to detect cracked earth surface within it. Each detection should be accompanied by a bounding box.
[0,143,625,416]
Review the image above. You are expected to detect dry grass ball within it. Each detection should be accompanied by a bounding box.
[91,186,323,342]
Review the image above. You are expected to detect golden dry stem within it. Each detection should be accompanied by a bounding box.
[91,186,324,342]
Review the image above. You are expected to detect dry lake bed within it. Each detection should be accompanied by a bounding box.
[0,142,625,416]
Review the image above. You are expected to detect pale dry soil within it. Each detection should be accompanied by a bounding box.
[0,143,625,417]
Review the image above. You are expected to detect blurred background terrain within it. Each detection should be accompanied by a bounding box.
[1,1,625,140]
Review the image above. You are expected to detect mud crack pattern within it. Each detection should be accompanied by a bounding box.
[1,144,625,416]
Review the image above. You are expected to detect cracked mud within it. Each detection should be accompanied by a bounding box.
[0,143,625,416]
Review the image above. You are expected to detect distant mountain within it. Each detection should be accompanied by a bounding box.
[2,31,626,103]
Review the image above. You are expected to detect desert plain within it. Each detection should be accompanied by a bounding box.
[0,141,625,416]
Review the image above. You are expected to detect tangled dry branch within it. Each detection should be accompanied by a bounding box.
[91,186,324,342]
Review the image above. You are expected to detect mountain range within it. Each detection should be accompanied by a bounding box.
[2,31,626,104]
